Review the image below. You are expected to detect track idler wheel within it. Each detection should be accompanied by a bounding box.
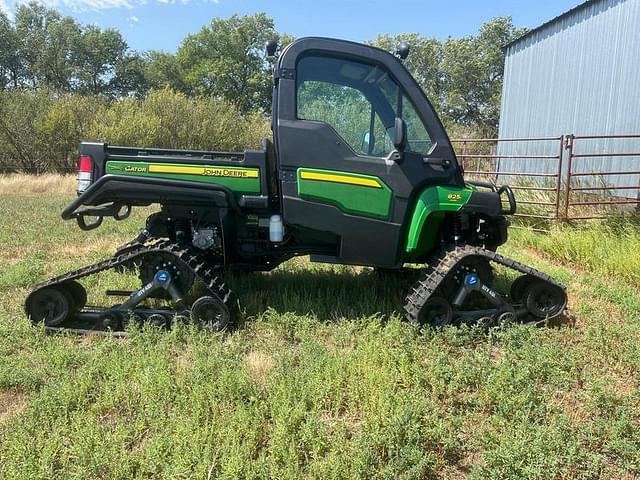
[523,280,567,319]
[63,280,87,310]
[26,287,73,326]
[509,275,536,303]
[415,295,453,327]
[191,296,231,331]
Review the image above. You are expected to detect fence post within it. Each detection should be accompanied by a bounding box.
[554,135,564,223]
[563,134,575,221]
[462,140,467,170]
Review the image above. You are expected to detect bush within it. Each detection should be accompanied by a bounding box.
[0,89,271,173]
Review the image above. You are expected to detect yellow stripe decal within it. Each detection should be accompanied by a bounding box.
[148,164,259,178]
[299,171,381,188]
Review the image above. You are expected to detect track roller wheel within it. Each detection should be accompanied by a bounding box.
[494,304,517,326]
[191,296,231,331]
[523,280,567,319]
[63,280,87,310]
[26,287,73,326]
[146,313,169,328]
[415,295,452,327]
[100,309,124,330]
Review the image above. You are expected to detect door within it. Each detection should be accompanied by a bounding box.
[274,38,461,267]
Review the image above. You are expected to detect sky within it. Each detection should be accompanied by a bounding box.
[0,0,584,53]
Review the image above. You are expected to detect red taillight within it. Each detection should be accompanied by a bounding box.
[78,155,93,173]
[77,155,93,195]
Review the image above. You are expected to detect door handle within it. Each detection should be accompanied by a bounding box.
[423,157,451,168]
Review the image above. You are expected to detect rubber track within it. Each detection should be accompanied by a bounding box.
[404,244,566,324]
[25,238,236,330]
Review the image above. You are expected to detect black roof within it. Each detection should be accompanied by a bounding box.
[504,0,603,49]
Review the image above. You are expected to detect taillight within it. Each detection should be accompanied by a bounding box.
[77,155,93,195]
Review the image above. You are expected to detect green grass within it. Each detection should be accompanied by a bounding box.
[511,219,640,286]
[1,193,639,479]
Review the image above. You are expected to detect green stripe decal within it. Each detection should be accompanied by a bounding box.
[105,161,261,194]
[297,168,392,219]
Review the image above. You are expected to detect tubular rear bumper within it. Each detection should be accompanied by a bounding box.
[62,174,243,230]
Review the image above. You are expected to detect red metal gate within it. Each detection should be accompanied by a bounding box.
[452,136,565,223]
[564,134,640,220]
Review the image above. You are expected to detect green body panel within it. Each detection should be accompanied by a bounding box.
[404,185,473,257]
[105,161,261,194]
[296,168,393,219]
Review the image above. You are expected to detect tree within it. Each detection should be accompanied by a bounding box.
[372,18,526,137]
[40,16,81,91]
[0,12,19,90]
[113,52,148,97]
[176,13,281,112]
[13,3,62,89]
[372,33,445,114]
[73,25,128,95]
[142,50,187,93]
[440,17,526,136]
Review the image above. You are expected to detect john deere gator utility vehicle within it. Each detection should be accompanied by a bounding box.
[25,37,567,333]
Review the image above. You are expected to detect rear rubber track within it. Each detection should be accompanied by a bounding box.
[25,238,236,334]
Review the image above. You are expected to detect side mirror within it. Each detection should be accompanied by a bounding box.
[395,42,410,60]
[393,117,407,152]
[265,40,278,57]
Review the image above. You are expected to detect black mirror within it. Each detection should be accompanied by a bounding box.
[395,42,410,60]
[265,40,278,57]
[393,117,407,152]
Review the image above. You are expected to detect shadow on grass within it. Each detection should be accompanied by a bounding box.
[226,266,575,329]
[228,267,418,322]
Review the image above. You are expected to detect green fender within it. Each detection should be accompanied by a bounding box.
[403,185,473,260]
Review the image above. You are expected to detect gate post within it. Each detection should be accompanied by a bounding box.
[554,135,564,223]
[563,134,575,221]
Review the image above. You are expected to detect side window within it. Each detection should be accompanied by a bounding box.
[297,80,374,156]
[296,54,433,158]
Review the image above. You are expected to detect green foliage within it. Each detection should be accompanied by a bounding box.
[372,18,527,137]
[175,13,282,113]
[73,25,128,95]
[88,88,270,150]
[0,89,269,171]
[5,3,130,96]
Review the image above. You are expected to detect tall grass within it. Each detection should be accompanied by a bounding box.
[0,174,76,195]
[511,220,640,287]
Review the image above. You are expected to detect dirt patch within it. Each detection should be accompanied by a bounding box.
[56,238,124,260]
[174,347,194,374]
[319,411,362,436]
[0,389,28,424]
[245,351,275,389]
[438,450,483,479]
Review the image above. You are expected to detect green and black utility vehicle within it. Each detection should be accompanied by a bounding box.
[25,37,567,333]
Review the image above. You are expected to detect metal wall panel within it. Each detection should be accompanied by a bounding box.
[497,0,640,195]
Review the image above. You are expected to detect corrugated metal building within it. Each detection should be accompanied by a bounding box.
[497,0,640,193]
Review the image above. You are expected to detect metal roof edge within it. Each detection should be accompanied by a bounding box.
[502,0,603,50]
